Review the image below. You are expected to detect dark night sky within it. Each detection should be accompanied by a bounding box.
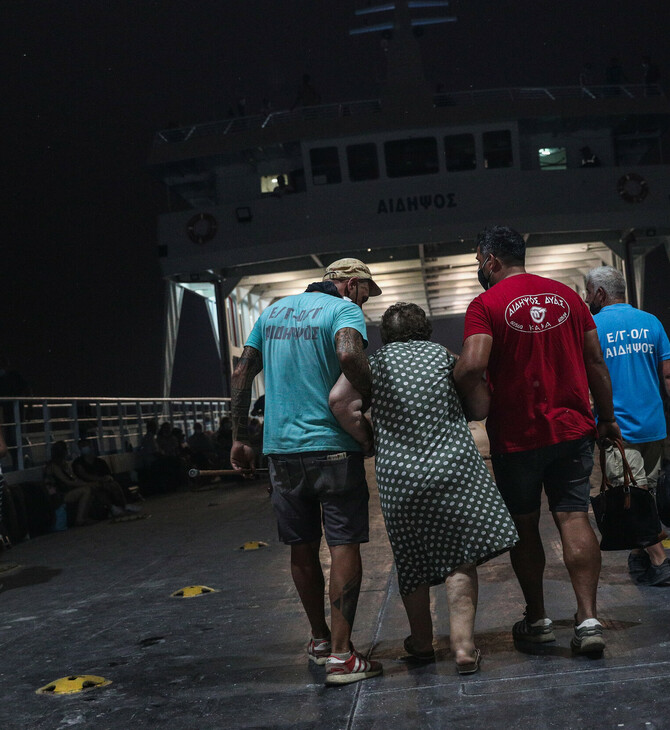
[4,1,669,396]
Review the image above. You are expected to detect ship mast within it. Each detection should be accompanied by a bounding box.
[350,1,457,113]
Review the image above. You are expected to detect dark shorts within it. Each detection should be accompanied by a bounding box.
[491,437,594,516]
[268,451,369,546]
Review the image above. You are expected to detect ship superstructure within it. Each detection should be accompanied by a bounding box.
[149,2,670,394]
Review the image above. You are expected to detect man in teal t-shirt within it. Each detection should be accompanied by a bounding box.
[586,265,670,586]
[246,290,368,455]
[230,258,384,685]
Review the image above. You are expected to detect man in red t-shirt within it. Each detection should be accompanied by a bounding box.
[454,226,620,655]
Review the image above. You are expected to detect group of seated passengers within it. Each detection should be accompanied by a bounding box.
[44,439,141,526]
[186,416,264,472]
[41,413,266,523]
[138,419,188,493]
[137,416,258,491]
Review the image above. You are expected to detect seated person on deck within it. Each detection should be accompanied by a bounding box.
[44,441,93,526]
[72,438,141,517]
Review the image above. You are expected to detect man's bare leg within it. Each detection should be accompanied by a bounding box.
[328,543,362,653]
[510,510,547,621]
[290,540,330,639]
[553,511,601,622]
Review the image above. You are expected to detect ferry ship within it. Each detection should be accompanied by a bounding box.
[4,11,670,725]
[148,2,670,396]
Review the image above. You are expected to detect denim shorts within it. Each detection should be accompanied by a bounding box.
[268,451,369,546]
[491,437,594,515]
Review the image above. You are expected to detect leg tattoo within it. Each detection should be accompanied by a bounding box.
[332,571,362,630]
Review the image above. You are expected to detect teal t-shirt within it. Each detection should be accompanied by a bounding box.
[245,291,368,454]
[594,303,670,442]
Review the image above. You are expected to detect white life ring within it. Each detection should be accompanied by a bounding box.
[186,213,217,244]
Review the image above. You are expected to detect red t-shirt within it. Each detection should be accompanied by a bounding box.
[463,273,597,454]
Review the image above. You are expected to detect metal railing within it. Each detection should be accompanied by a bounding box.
[152,85,664,147]
[153,100,383,147]
[435,84,664,106]
[1,397,230,473]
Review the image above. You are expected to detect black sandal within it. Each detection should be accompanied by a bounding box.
[402,635,435,663]
[456,648,481,675]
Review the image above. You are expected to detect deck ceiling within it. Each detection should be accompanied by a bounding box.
[235,240,617,324]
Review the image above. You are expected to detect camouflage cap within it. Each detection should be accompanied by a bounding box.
[323,257,381,296]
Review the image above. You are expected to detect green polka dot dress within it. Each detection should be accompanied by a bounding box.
[370,340,518,596]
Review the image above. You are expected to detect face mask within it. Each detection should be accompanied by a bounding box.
[477,257,493,291]
[348,282,364,308]
[587,286,603,315]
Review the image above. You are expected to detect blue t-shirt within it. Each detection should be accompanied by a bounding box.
[245,291,368,454]
[594,303,670,443]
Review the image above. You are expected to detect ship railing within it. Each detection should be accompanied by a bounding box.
[263,100,383,127]
[152,85,664,146]
[154,115,268,144]
[435,84,663,106]
[152,100,382,146]
[0,397,230,475]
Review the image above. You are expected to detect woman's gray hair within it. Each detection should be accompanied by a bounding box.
[380,302,432,344]
[585,266,626,300]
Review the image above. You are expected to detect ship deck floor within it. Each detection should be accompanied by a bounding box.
[1,436,669,729]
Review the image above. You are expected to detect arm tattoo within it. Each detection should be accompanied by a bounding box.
[335,328,371,399]
[231,346,263,443]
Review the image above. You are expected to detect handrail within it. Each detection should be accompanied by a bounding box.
[435,84,663,106]
[152,85,665,147]
[0,396,231,474]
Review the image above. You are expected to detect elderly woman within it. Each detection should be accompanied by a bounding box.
[330,303,517,674]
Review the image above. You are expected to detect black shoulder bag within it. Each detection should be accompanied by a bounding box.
[590,439,663,551]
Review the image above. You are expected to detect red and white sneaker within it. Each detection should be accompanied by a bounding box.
[325,647,383,685]
[307,636,331,665]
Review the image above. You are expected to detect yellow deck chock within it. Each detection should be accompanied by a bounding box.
[663,538,670,549]
[36,675,111,695]
[171,585,218,598]
[239,541,269,551]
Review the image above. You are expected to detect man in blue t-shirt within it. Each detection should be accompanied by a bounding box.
[586,265,670,586]
[230,258,384,685]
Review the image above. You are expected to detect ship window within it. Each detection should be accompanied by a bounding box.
[538,147,567,170]
[483,130,513,168]
[260,174,288,193]
[384,137,439,178]
[347,143,379,181]
[444,134,476,171]
[309,146,341,185]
